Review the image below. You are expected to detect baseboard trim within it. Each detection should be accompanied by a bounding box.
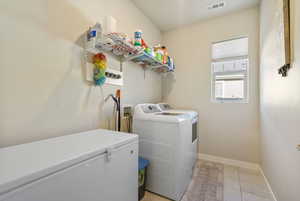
[259,167,278,201]
[198,153,277,201]
[198,153,260,170]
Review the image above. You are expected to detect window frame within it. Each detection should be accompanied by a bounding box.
[211,37,250,104]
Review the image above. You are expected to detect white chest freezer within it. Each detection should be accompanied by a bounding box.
[0,129,138,201]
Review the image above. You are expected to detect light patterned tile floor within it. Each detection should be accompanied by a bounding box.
[142,192,170,201]
[142,160,274,201]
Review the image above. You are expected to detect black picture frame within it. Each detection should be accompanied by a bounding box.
[278,0,291,77]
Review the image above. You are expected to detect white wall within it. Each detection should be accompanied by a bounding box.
[0,0,162,147]
[260,0,300,200]
[162,7,260,163]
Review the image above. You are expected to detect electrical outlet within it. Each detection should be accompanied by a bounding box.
[122,105,133,117]
[105,68,123,86]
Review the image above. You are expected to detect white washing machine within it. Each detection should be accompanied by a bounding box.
[157,103,199,167]
[133,104,195,201]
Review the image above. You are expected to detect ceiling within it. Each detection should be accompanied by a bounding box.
[132,0,260,31]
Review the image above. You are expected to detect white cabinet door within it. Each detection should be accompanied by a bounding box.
[2,143,138,201]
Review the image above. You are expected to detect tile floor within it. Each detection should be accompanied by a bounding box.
[142,160,274,201]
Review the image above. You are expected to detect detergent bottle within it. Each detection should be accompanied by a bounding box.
[86,23,102,52]
[134,29,142,47]
[161,46,168,64]
[154,45,163,62]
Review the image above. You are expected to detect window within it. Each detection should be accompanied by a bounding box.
[211,37,249,103]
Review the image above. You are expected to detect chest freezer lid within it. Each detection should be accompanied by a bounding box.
[0,129,138,195]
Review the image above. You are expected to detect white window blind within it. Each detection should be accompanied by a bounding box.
[211,37,249,103]
[212,37,248,60]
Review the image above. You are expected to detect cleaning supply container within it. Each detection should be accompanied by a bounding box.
[138,157,149,200]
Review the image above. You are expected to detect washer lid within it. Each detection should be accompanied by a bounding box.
[156,112,182,116]
[159,109,198,119]
[0,129,138,195]
[133,104,190,123]
[156,103,198,119]
[134,112,189,123]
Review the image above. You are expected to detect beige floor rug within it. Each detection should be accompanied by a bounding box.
[181,160,224,201]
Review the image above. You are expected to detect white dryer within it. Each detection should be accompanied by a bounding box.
[133,104,194,201]
[157,103,199,167]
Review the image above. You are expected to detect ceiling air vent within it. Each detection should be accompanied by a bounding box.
[208,1,226,10]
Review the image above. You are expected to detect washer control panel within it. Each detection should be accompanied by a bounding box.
[142,104,161,113]
[158,103,172,111]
